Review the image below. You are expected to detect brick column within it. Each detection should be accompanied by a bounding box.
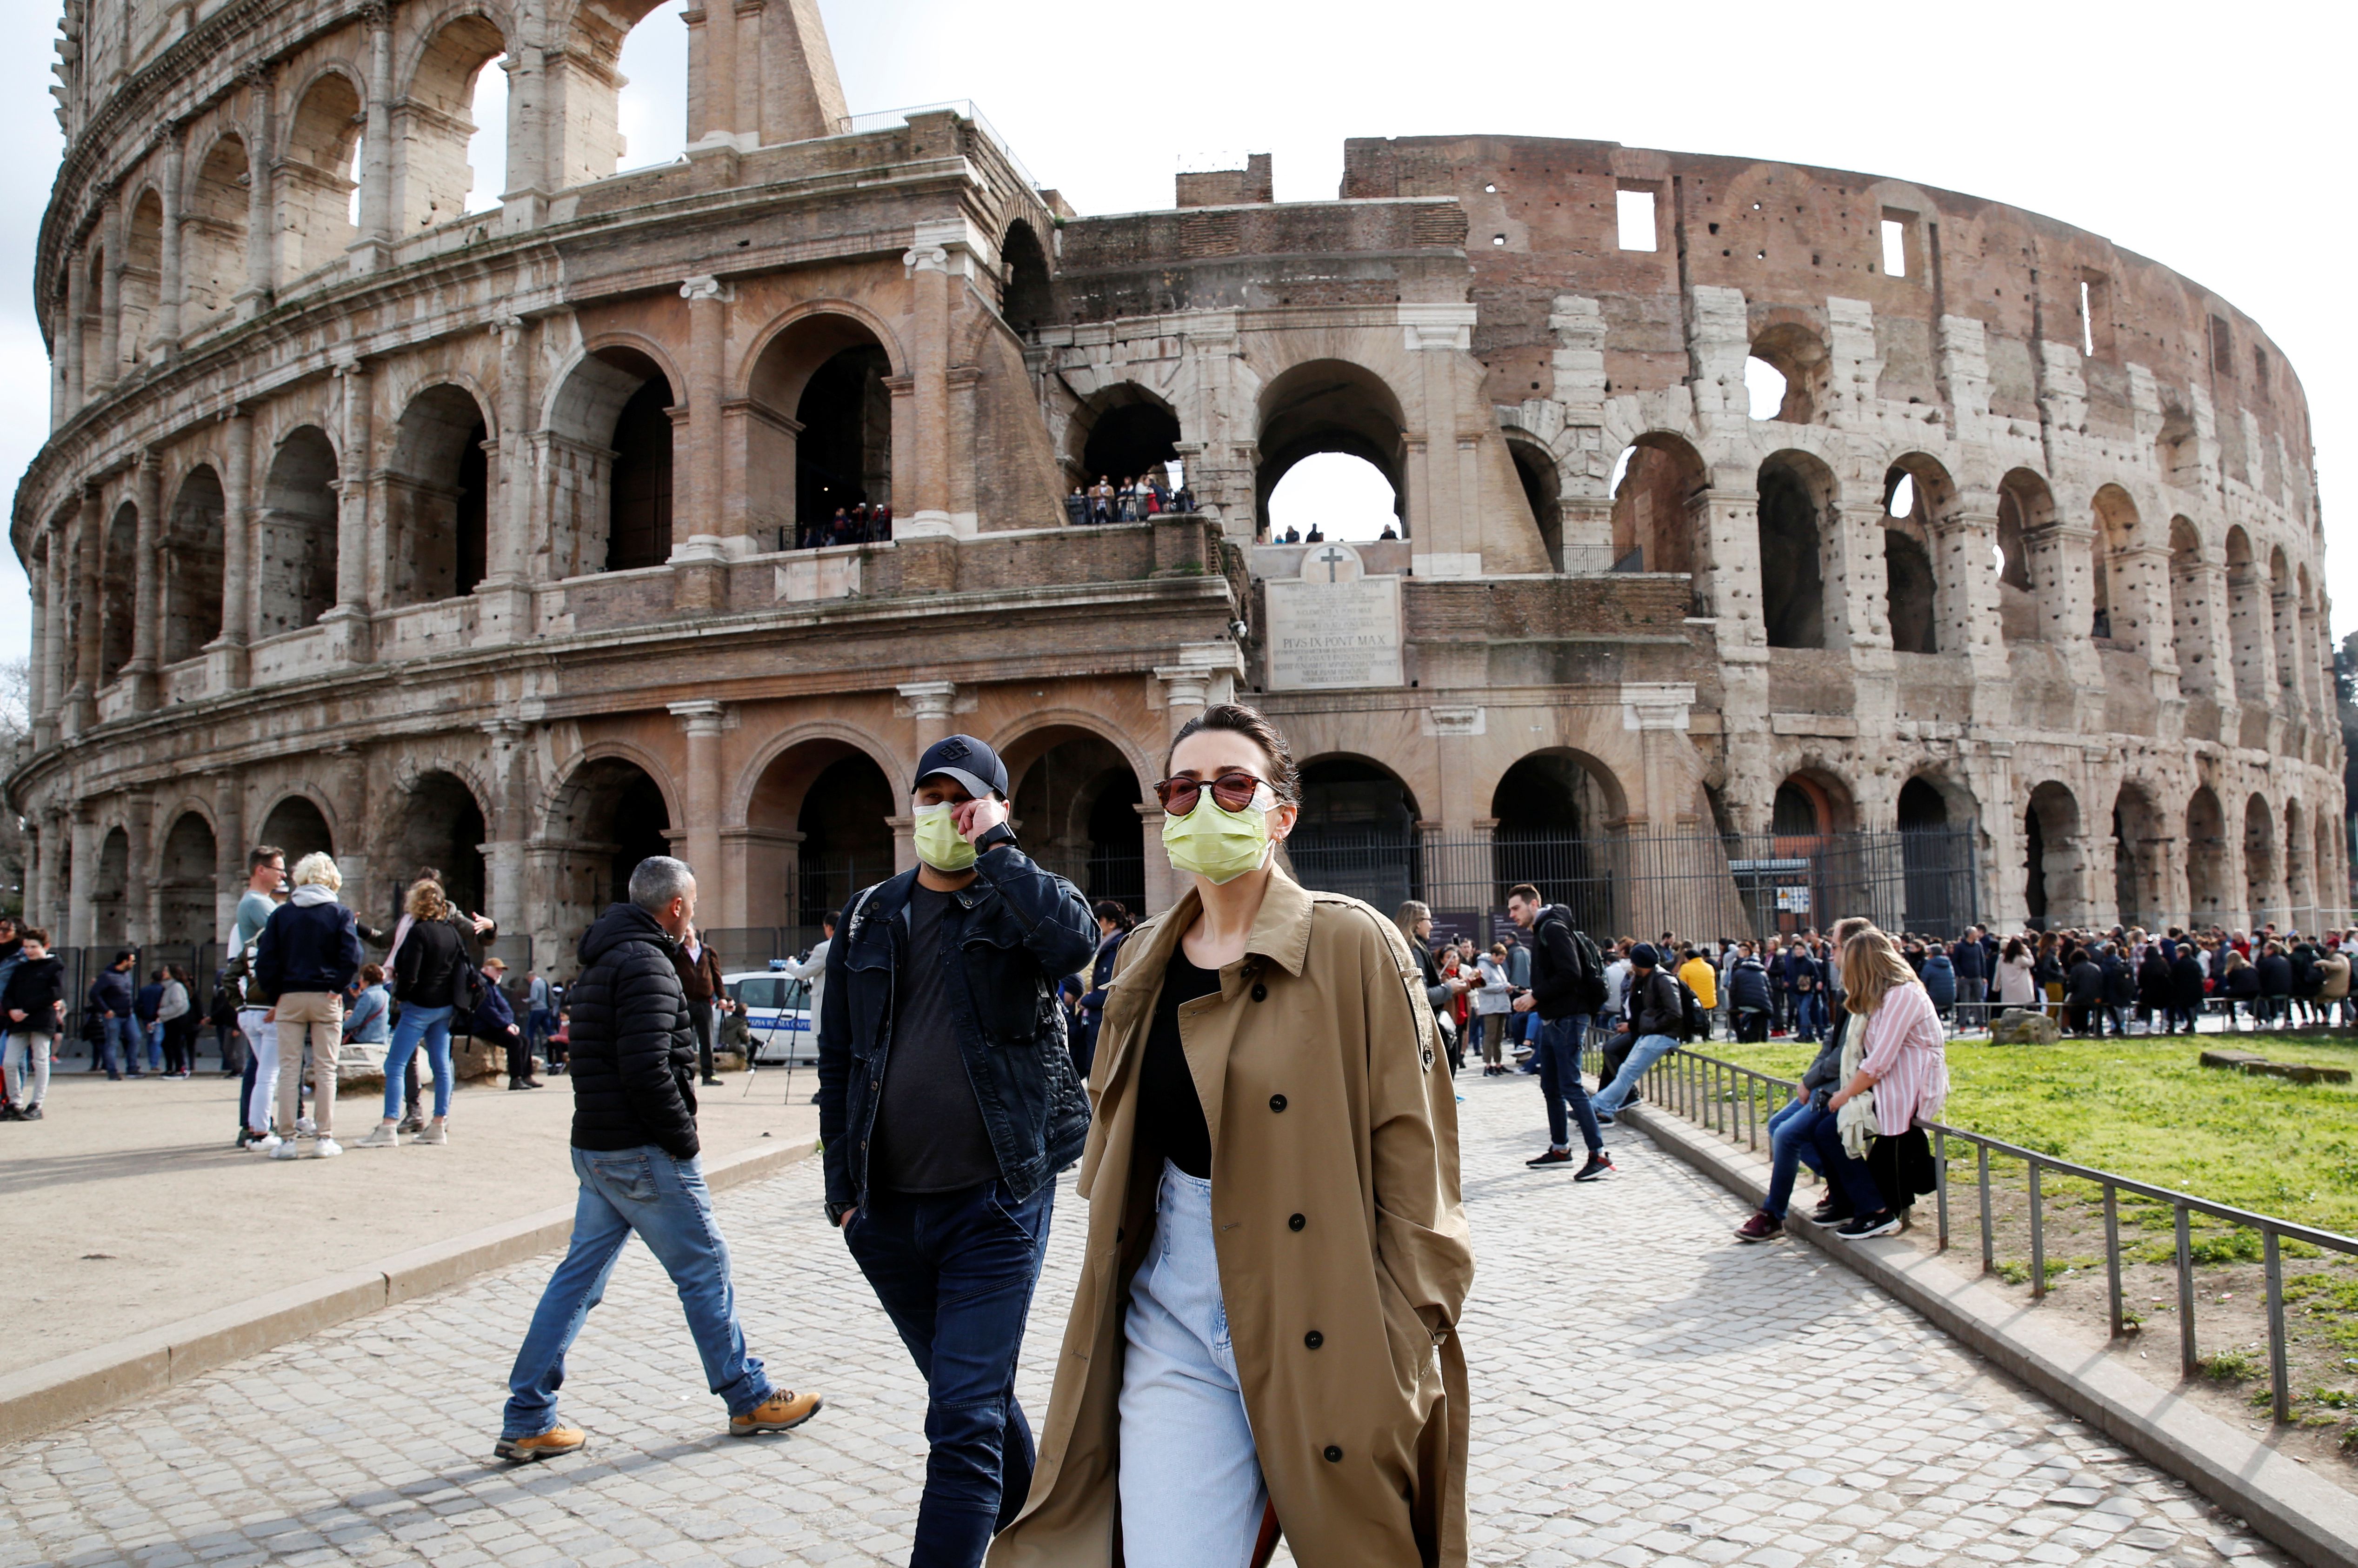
[67,805,98,950]
[213,773,246,944]
[239,66,276,317]
[901,239,954,536]
[124,792,156,944]
[322,358,374,663]
[156,127,184,353]
[669,701,728,888]
[352,2,395,269]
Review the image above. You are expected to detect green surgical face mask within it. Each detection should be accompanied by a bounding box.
[1162,786,1277,885]
[912,802,978,872]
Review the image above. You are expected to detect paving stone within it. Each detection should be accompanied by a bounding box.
[0,1080,2296,1566]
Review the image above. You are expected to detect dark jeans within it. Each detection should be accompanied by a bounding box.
[506,1032,536,1081]
[1763,1097,1832,1220]
[1534,1013,1601,1153]
[1806,1109,1886,1216]
[691,1002,716,1079]
[846,1178,1055,1567]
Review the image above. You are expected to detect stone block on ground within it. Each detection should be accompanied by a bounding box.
[1989,1008,2062,1045]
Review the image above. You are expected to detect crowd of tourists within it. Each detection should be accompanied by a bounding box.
[1063,472,1195,526]
[792,501,895,550]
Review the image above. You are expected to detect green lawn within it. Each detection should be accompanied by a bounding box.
[1699,1030,2358,1236]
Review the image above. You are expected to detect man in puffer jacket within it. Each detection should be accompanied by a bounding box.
[496,855,821,1464]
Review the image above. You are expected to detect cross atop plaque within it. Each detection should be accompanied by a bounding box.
[1301,541,1365,583]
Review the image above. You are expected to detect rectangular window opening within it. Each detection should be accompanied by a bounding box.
[1616,187,1657,252]
[2210,315,2234,372]
[1879,217,1907,278]
[2079,279,2095,357]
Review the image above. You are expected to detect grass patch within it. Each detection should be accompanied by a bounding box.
[1703,1030,2358,1235]
[2201,1349,2259,1381]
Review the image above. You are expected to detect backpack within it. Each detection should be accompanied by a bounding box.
[1543,907,1608,1012]
[1674,976,1707,1043]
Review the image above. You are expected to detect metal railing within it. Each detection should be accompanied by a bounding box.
[1626,1043,2358,1424]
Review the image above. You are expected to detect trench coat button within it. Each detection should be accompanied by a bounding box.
[1251,983,1267,1002]
[1269,1094,1287,1112]
[1304,1329,1324,1349]
[1288,1212,1306,1231]
[1323,1445,1342,1462]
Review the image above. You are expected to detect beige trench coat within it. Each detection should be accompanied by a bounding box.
[989,870,1474,1568]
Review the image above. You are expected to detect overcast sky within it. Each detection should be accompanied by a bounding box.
[3,0,2349,653]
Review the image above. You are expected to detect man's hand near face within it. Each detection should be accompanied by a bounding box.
[953,796,1009,843]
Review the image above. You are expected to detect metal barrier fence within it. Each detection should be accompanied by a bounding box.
[1628,1043,2358,1424]
[1285,827,1979,946]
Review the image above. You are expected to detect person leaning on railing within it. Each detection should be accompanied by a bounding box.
[1734,916,1872,1243]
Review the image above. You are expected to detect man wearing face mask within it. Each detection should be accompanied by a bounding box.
[819,734,1097,1568]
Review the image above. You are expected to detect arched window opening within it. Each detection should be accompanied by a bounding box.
[2168,518,2210,695]
[2285,800,2311,928]
[465,55,510,213]
[557,759,671,921]
[397,17,508,233]
[610,374,676,570]
[1509,442,1565,570]
[259,795,335,867]
[1608,435,1705,580]
[2022,781,2081,931]
[184,135,251,337]
[2244,794,2277,925]
[121,191,164,371]
[2270,548,2299,711]
[258,426,340,636]
[746,315,896,549]
[2111,785,2162,931]
[1898,776,1969,934]
[1254,359,1406,541]
[2092,485,2142,648]
[611,0,689,180]
[1772,780,1825,839]
[797,345,893,538]
[391,771,488,923]
[1075,392,1180,496]
[386,385,492,605]
[797,754,894,926]
[163,467,226,664]
[157,811,218,943]
[98,502,138,684]
[283,71,364,279]
[2186,787,2228,924]
[2224,528,2269,704]
[1747,323,1827,423]
[1491,751,1620,934]
[1994,471,2051,641]
[94,828,130,947]
[1001,219,1052,335]
[1898,777,1947,831]
[1290,757,1419,908]
[1757,454,1828,649]
[1012,733,1145,913]
[1884,528,1937,653]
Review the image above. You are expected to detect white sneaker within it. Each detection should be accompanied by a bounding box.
[296,1115,317,1136]
[413,1121,449,1146]
[355,1123,400,1149]
[250,1133,282,1154]
[270,1138,302,1160]
[314,1136,343,1157]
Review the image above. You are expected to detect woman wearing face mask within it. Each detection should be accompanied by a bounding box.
[992,703,1474,1568]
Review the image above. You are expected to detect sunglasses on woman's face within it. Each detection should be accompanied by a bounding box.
[1153,771,1272,816]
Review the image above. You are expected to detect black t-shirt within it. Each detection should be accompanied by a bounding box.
[1137,950,1222,1179]
[871,885,999,1194]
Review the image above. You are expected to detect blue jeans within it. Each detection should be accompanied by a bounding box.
[1534,1014,1601,1153]
[1763,1097,1832,1220]
[98,1015,137,1077]
[1592,1033,1679,1116]
[1807,1110,1887,1215]
[846,1178,1055,1567]
[1793,991,1827,1043]
[381,1003,454,1119]
[502,1146,771,1440]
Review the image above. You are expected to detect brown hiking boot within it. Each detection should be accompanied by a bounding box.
[494,1425,586,1463]
[729,1389,823,1436]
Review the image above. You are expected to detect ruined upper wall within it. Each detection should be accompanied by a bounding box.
[1338,135,2312,502]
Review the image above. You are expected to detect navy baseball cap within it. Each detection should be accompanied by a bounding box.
[916,734,1009,801]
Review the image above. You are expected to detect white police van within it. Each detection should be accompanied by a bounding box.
[722,963,816,1065]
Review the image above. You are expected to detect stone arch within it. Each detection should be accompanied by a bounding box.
[1504,432,1566,570]
[2110,779,2166,931]
[2243,792,2278,928]
[2167,517,2212,695]
[2284,797,2313,931]
[540,748,677,942]
[386,383,493,605]
[257,791,337,866]
[1289,751,1421,908]
[1772,765,1855,840]
[1757,449,1835,650]
[1608,432,1705,577]
[120,187,165,373]
[1253,358,1408,538]
[94,825,131,948]
[2224,526,2270,704]
[280,64,366,281]
[1002,720,1150,913]
[2314,809,2338,932]
[552,0,676,187]
[161,465,226,664]
[2090,483,2144,648]
[1747,319,1828,424]
[2022,779,2083,930]
[1000,218,1052,335]
[1879,459,1943,655]
[393,7,512,233]
[1995,468,2052,641]
[543,339,680,577]
[258,425,339,635]
[744,307,902,546]
[740,733,898,930]
[1898,771,1974,935]
[2296,565,2322,718]
[155,808,219,944]
[386,767,493,923]
[2269,546,2300,713]
[98,500,138,684]
[1489,749,1628,934]
[182,131,252,337]
[2186,784,2229,926]
[1065,382,1182,496]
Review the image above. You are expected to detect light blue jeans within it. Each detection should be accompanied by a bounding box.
[1591,1032,1679,1116]
[502,1146,771,1440]
[1119,1161,1267,1568]
[381,1003,455,1119]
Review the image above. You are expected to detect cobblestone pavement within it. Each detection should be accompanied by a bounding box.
[0,1074,2294,1568]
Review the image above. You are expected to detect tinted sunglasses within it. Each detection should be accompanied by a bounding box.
[1153,771,1274,816]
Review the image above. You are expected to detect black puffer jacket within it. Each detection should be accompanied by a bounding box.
[393,916,474,1009]
[567,903,698,1160]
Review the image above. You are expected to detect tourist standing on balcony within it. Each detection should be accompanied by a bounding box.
[994,701,1472,1568]
[497,855,822,1462]
[254,852,363,1161]
[819,733,1095,1567]
[0,929,63,1121]
[1506,884,1612,1178]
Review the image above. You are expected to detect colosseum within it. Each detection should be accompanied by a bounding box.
[11,0,2344,971]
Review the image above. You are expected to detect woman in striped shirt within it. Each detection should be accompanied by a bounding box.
[1811,927,1950,1241]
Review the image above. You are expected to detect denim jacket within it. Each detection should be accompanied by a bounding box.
[818,843,1096,1213]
